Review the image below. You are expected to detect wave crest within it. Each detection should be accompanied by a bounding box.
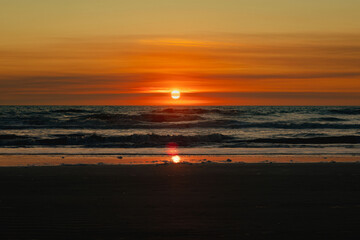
[85,113,203,123]
[152,108,242,115]
[328,108,360,115]
[0,133,233,147]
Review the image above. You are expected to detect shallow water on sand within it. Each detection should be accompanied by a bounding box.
[0,155,358,167]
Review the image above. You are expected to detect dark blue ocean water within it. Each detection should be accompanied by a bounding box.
[0,106,359,155]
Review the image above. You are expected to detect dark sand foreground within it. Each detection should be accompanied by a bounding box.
[0,163,359,240]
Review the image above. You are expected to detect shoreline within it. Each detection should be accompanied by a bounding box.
[0,154,359,167]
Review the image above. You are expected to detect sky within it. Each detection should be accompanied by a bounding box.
[1,0,360,105]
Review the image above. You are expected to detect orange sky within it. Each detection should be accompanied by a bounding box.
[1,34,359,105]
[1,1,360,105]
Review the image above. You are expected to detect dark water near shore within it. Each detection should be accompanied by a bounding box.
[0,106,359,155]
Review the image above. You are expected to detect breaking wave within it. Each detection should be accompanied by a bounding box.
[1,133,359,148]
[309,117,347,122]
[246,135,360,144]
[0,133,233,148]
[0,118,358,130]
[50,108,93,114]
[158,120,359,130]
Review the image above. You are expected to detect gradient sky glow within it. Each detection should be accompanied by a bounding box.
[1,0,360,105]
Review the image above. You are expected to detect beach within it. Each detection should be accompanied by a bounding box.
[1,162,359,239]
[2,0,360,238]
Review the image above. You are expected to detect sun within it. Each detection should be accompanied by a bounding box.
[171,90,180,99]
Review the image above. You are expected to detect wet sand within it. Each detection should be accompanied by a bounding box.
[0,154,359,166]
[0,163,359,239]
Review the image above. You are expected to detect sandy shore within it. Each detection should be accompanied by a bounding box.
[0,163,359,239]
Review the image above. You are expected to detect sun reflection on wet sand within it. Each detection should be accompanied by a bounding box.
[166,142,181,163]
[166,142,178,156]
[171,155,181,163]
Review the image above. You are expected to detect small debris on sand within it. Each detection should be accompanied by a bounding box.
[181,161,192,165]
[201,160,212,164]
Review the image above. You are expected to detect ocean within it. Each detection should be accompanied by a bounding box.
[0,106,359,160]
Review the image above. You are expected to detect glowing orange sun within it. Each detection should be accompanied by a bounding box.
[171,90,180,99]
